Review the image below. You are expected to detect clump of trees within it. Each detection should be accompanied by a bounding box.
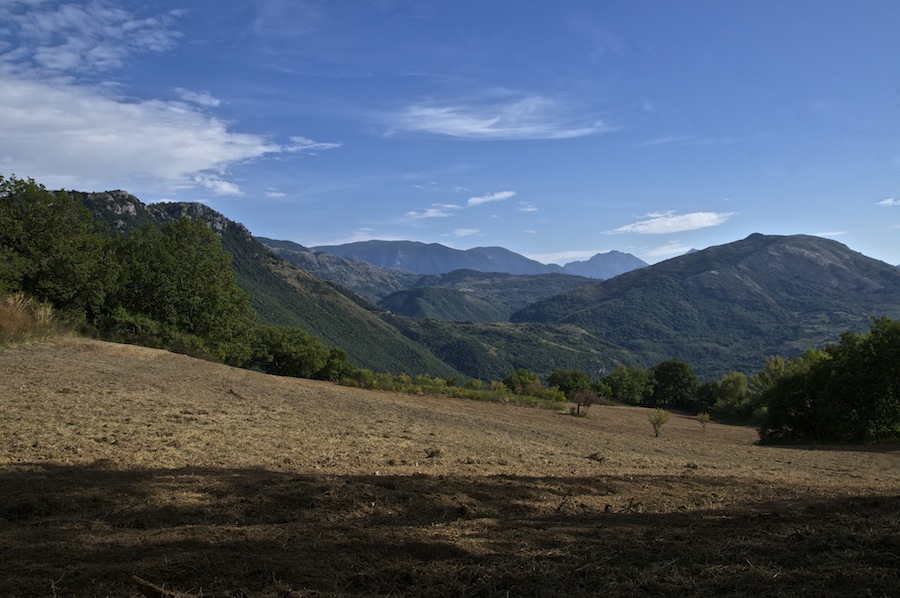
[0,175,354,379]
[759,317,900,444]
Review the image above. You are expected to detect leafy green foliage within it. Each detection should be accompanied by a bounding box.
[760,317,900,443]
[113,218,257,363]
[0,176,117,319]
[648,359,700,410]
[648,408,670,437]
[502,368,544,395]
[547,369,593,398]
[603,365,651,405]
[700,371,756,421]
[248,325,329,378]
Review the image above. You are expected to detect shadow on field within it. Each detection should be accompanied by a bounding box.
[2,462,899,597]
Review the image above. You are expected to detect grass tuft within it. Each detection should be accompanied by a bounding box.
[0,293,60,345]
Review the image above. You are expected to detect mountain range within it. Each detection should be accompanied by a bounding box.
[78,191,900,381]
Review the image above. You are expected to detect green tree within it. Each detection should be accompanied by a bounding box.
[547,369,593,399]
[707,371,755,421]
[0,175,116,319]
[649,408,670,437]
[248,325,329,378]
[649,359,699,410]
[603,365,650,405]
[114,218,256,363]
[760,317,900,443]
[749,355,787,398]
[502,368,544,396]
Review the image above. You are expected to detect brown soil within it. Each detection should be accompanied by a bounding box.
[1,338,899,597]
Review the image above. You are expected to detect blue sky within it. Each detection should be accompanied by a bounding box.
[2,1,900,265]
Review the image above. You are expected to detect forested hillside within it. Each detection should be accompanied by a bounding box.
[513,233,900,377]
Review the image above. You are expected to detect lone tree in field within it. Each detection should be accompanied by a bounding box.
[649,408,670,437]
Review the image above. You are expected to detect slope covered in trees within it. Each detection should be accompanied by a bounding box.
[512,233,900,378]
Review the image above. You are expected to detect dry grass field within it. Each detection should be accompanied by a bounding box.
[2,338,899,597]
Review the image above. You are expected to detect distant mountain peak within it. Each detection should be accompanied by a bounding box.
[562,251,647,280]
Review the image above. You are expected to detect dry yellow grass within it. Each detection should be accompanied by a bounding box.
[1,338,899,596]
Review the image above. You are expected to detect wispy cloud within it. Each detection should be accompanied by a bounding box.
[176,88,221,108]
[639,135,696,147]
[519,203,538,212]
[286,135,342,153]
[530,249,608,264]
[877,198,900,207]
[644,241,693,258]
[607,211,735,235]
[468,190,516,206]
[453,228,480,237]
[1,1,182,76]
[385,93,611,140]
[192,175,242,196]
[405,204,459,219]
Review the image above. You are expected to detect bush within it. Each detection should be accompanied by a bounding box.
[649,408,670,438]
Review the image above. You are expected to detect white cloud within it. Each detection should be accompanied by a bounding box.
[877,198,900,207]
[265,189,287,198]
[406,207,454,219]
[453,228,480,237]
[176,88,221,108]
[639,135,696,147]
[468,190,516,206]
[286,135,342,153]
[385,94,611,140]
[193,175,242,196]
[644,241,693,258]
[0,1,339,195]
[607,211,735,234]
[1,1,182,76]
[519,204,538,212]
[0,73,280,192]
[529,249,610,265]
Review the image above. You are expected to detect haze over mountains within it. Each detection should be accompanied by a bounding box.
[78,190,900,381]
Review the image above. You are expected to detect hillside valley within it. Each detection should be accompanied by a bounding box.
[76,191,900,381]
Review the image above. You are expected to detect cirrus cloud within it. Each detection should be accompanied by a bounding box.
[385,94,612,140]
[606,211,735,235]
[468,190,516,206]
[877,198,900,207]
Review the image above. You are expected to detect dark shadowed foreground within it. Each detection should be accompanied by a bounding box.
[2,339,899,597]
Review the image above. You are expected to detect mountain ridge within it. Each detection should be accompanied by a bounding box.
[511,233,900,376]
